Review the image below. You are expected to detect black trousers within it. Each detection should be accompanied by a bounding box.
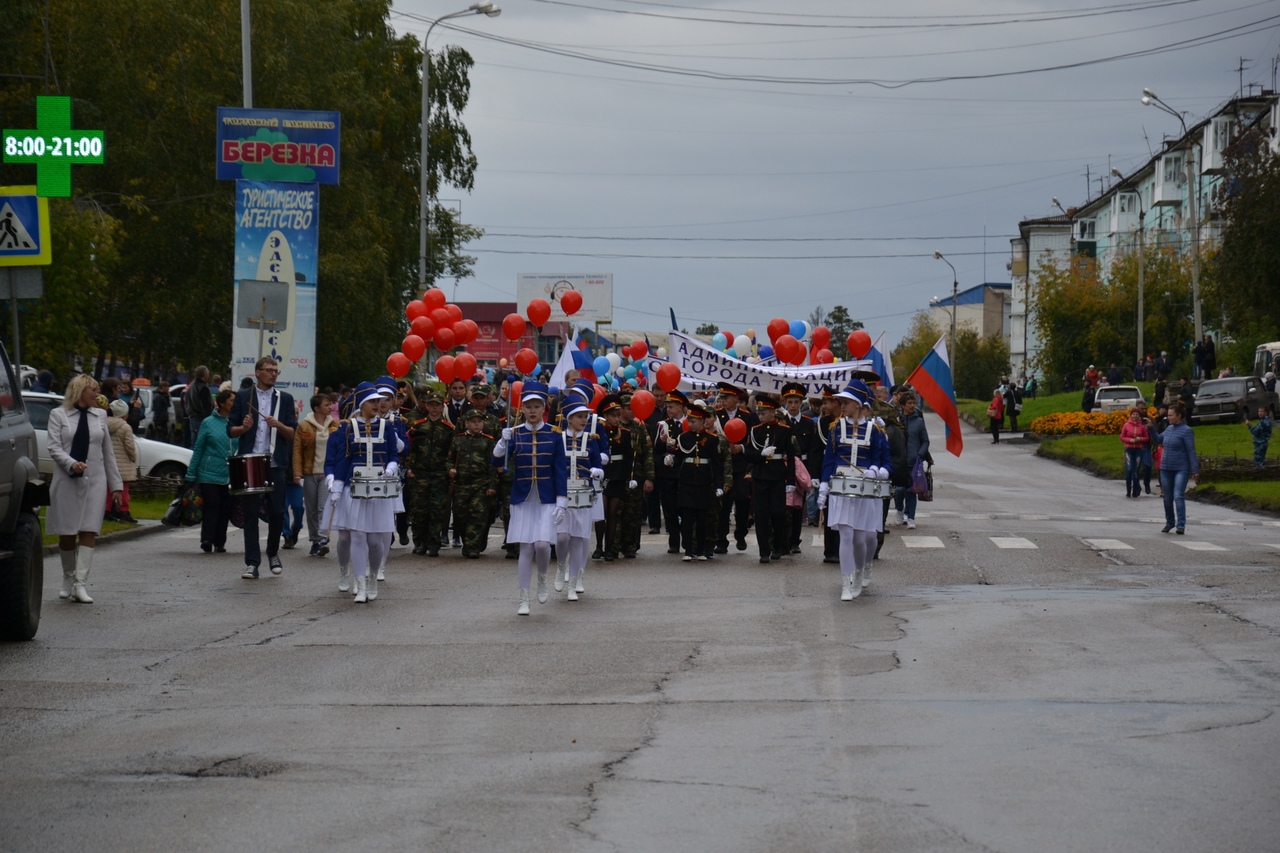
[752,479,787,557]
[657,478,681,551]
[240,468,286,567]
[646,487,663,531]
[679,502,708,558]
[199,482,231,549]
[718,477,752,547]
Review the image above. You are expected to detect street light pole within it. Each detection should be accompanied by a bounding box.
[420,2,501,293]
[1142,87,1202,345]
[933,251,958,378]
[1112,168,1148,369]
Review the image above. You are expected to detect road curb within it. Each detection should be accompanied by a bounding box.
[42,521,173,556]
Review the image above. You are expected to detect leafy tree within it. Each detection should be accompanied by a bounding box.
[953,327,1010,400]
[695,322,719,336]
[891,311,943,387]
[822,305,862,360]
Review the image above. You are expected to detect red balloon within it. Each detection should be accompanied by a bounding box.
[681,419,691,432]
[387,352,412,379]
[767,317,789,343]
[434,355,456,385]
[560,290,583,315]
[430,307,451,329]
[656,363,681,393]
[723,417,747,443]
[451,320,469,344]
[402,334,426,362]
[813,348,834,364]
[445,303,463,323]
[410,315,435,341]
[847,329,872,359]
[434,325,456,351]
[629,389,656,420]
[406,300,428,322]
[502,313,526,341]
[423,288,447,310]
[630,339,648,359]
[723,331,735,349]
[621,345,632,359]
[509,381,523,404]
[514,347,539,375]
[454,352,478,381]
[773,334,798,364]
[812,325,831,351]
[589,384,606,411]
[461,319,479,344]
[789,342,808,366]
[527,298,551,327]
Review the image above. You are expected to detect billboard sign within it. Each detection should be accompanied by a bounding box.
[216,107,340,185]
[517,273,612,323]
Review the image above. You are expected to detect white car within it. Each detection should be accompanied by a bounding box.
[1092,385,1146,414]
[22,391,191,481]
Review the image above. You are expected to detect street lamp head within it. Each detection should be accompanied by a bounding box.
[485,7,501,16]
[1142,87,1156,99]
[470,1,495,11]
[1141,95,1153,107]
[1110,168,1122,179]
[932,251,943,260]
[1051,196,1060,208]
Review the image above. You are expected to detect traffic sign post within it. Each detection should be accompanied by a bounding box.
[2,96,105,198]
[0,187,51,267]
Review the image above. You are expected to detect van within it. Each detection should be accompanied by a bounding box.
[1255,341,1280,379]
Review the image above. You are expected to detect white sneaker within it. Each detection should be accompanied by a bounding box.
[906,518,916,529]
[841,576,854,601]
[554,563,566,592]
[537,573,549,604]
[895,510,906,526]
[338,564,350,592]
[517,590,530,616]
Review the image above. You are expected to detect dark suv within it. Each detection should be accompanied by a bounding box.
[1191,376,1280,424]
[0,341,50,640]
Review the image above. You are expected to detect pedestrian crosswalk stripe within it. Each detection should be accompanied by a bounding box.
[990,536,1037,549]
[1084,539,1132,550]
[902,536,945,549]
[1173,541,1228,552]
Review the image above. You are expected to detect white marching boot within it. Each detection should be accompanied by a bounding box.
[338,563,350,592]
[554,556,567,592]
[537,572,549,604]
[71,546,94,604]
[566,575,579,602]
[517,589,530,616]
[841,575,855,602]
[849,567,863,599]
[861,563,872,588]
[353,575,367,603]
[366,571,379,601]
[376,561,386,582]
[575,565,585,595]
[59,548,75,599]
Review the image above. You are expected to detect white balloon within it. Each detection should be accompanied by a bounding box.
[800,321,813,341]
[733,335,752,357]
[615,365,626,376]
[656,347,668,359]
[606,352,622,372]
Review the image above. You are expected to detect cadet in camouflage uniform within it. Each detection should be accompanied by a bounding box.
[450,408,499,558]
[405,389,454,556]
[469,382,518,559]
[617,392,656,558]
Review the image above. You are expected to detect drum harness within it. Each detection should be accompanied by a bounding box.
[563,424,604,503]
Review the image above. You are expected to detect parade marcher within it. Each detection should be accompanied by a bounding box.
[597,394,629,561]
[187,390,236,555]
[554,399,607,599]
[817,380,892,601]
[643,387,667,535]
[1120,407,1151,498]
[714,382,758,552]
[450,408,499,558]
[742,394,794,563]
[815,387,842,565]
[293,393,339,556]
[707,416,734,560]
[1245,406,1272,468]
[372,375,409,580]
[492,381,569,615]
[324,382,405,603]
[617,392,655,559]
[870,383,900,557]
[653,389,688,554]
[673,400,725,562]
[781,382,820,553]
[1152,402,1199,534]
[405,388,454,556]
[48,375,124,604]
[227,357,297,579]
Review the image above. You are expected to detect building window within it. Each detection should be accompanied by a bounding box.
[1163,153,1185,186]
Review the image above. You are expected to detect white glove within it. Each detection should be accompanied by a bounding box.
[590,467,605,481]
[502,427,513,442]
[325,473,334,491]
[715,488,724,498]
[761,445,776,458]
[869,465,889,480]
[876,466,889,480]
[493,439,507,457]
[628,479,638,489]
[600,452,610,466]
[664,454,675,468]
[556,496,568,509]
[817,482,829,509]
[874,416,885,428]
[785,485,796,494]
[552,506,566,526]
[329,479,345,495]
[384,461,399,478]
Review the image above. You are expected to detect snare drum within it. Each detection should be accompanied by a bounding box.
[349,466,403,499]
[567,479,595,508]
[829,466,893,499]
[228,454,272,496]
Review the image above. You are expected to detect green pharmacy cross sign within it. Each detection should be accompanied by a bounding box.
[3,96,105,198]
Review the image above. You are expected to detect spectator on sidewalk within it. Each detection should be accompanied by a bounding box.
[105,399,138,523]
[1153,402,1198,534]
[1245,406,1272,468]
[1120,407,1150,498]
[987,389,1005,443]
[185,366,213,449]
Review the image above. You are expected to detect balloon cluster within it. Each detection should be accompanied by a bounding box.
[699,317,873,367]
[388,288,484,382]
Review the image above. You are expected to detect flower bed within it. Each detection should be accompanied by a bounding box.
[1028,411,1131,436]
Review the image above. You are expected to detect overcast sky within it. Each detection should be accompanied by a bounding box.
[388,0,1280,349]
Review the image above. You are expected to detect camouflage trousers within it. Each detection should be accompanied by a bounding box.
[409,473,451,550]
[613,485,647,556]
[454,483,494,554]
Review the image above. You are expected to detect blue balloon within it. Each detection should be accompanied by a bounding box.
[635,362,647,376]
[712,332,727,351]
[789,320,806,339]
[624,365,637,380]
[759,345,774,359]
[593,355,611,376]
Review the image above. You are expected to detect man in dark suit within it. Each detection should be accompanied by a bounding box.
[228,356,298,579]
[714,382,759,552]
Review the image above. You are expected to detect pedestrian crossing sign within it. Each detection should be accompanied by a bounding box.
[0,187,50,266]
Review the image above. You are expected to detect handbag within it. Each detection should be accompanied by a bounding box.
[162,482,203,527]
[919,467,934,502]
[908,458,928,495]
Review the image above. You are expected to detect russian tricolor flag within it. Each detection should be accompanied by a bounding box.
[867,330,894,389]
[906,335,963,457]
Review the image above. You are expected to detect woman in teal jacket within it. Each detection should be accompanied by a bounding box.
[187,390,236,552]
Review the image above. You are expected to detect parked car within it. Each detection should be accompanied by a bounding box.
[0,351,51,641]
[1190,377,1280,424]
[22,391,191,481]
[1092,385,1146,413]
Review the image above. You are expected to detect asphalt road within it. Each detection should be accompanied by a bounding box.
[3,415,1279,852]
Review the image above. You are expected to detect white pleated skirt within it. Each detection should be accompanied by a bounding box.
[590,492,605,522]
[557,504,595,539]
[508,498,557,543]
[331,487,397,533]
[827,494,882,532]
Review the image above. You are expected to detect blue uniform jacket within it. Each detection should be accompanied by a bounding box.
[325,417,404,484]
[820,418,892,483]
[495,422,570,505]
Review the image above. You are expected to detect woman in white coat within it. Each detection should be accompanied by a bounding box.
[48,374,124,603]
